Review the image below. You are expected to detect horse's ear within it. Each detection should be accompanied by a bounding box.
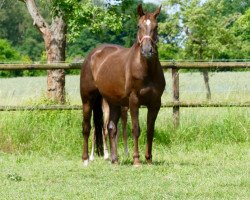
[154,5,162,18]
[137,4,145,17]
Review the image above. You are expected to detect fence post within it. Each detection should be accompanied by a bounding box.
[172,67,180,128]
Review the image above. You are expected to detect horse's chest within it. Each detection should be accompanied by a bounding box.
[131,66,148,81]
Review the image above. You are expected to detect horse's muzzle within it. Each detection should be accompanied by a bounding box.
[141,45,154,58]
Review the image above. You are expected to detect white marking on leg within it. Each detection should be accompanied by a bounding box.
[90,139,95,161]
[108,120,115,130]
[90,128,95,161]
[83,159,89,167]
[103,132,109,160]
[104,150,109,160]
[89,150,94,161]
[102,99,110,160]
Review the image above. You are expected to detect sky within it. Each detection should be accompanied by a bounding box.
[109,0,163,5]
[143,0,162,4]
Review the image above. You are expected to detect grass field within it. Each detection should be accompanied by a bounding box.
[0,71,250,105]
[0,71,250,199]
[0,143,249,199]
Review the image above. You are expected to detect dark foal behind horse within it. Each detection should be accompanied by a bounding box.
[80,4,165,166]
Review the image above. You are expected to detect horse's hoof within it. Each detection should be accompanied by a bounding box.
[111,160,119,165]
[146,159,152,165]
[133,158,141,167]
[89,155,94,161]
[104,153,109,160]
[83,160,89,167]
[133,162,142,167]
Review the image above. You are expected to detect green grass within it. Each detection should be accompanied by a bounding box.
[0,107,249,199]
[0,108,249,155]
[0,71,249,199]
[0,144,249,199]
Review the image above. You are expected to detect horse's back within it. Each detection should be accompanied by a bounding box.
[81,44,130,104]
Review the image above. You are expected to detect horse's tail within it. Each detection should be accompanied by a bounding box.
[93,93,104,156]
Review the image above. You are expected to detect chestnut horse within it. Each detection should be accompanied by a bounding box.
[80,4,165,166]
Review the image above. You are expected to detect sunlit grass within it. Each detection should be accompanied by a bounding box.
[0,107,249,156]
[0,143,249,199]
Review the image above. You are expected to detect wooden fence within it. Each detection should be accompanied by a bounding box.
[1,61,250,127]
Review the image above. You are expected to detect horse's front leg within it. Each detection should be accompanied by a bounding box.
[145,101,161,164]
[108,104,121,164]
[129,93,141,166]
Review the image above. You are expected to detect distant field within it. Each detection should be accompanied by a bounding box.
[0,71,249,105]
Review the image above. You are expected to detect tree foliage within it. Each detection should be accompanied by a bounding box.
[0,39,34,77]
[42,0,124,40]
[0,0,249,69]
[161,0,250,60]
[0,39,21,61]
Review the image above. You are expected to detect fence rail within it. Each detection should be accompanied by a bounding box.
[0,102,249,112]
[0,61,250,70]
[1,61,250,127]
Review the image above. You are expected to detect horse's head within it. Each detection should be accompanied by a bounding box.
[137,4,161,58]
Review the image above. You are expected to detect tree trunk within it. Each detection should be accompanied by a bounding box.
[202,70,211,100]
[186,26,212,101]
[20,0,66,103]
[45,17,66,103]
[199,47,211,100]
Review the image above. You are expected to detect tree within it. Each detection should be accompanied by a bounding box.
[66,0,168,59]
[0,0,44,61]
[18,0,123,103]
[231,8,250,59]
[161,0,250,99]
[0,39,31,77]
[0,39,21,61]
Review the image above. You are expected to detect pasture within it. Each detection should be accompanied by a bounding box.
[0,71,249,199]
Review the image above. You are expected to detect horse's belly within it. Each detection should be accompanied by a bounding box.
[94,68,127,105]
[97,80,125,100]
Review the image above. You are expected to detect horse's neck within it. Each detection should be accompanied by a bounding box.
[129,43,159,73]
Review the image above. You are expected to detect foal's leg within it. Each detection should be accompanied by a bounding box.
[145,102,161,164]
[89,128,95,161]
[129,93,141,166]
[102,99,109,160]
[82,101,93,166]
[108,104,121,164]
[121,107,129,156]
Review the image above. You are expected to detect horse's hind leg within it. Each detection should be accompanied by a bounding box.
[108,104,121,164]
[82,100,93,166]
[121,107,129,156]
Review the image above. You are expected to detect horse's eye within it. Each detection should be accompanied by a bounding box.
[137,25,140,29]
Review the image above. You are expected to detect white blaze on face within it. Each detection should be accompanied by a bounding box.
[145,19,151,26]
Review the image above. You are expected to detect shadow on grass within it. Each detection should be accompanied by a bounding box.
[113,159,202,167]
